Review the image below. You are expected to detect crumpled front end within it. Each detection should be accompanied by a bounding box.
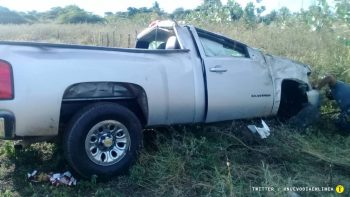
[264,54,320,115]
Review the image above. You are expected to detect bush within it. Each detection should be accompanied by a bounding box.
[57,5,104,24]
[0,6,27,24]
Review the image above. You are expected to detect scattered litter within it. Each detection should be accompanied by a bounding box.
[27,170,38,182]
[247,120,271,139]
[27,170,77,186]
[50,171,77,186]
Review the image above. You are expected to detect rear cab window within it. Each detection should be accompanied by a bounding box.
[135,24,181,50]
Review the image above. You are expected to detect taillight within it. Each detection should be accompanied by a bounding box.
[0,60,13,99]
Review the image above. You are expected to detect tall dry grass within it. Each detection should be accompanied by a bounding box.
[0,21,348,79]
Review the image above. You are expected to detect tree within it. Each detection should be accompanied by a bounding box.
[171,8,191,19]
[262,10,277,25]
[335,0,350,24]
[57,5,104,24]
[139,7,152,14]
[126,7,153,17]
[127,7,139,16]
[42,7,64,20]
[256,6,266,21]
[193,0,225,23]
[198,0,222,10]
[255,0,266,23]
[204,0,222,7]
[151,1,165,16]
[226,0,243,21]
[278,7,291,22]
[104,12,113,17]
[20,11,40,23]
[243,2,256,26]
[300,0,332,31]
[0,6,27,24]
[152,1,161,13]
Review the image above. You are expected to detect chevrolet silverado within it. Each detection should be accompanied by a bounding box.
[0,20,319,178]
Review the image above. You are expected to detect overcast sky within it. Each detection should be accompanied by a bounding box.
[0,0,331,15]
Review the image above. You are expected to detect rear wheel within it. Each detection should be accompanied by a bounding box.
[63,102,142,179]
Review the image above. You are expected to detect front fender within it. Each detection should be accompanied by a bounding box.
[265,54,314,114]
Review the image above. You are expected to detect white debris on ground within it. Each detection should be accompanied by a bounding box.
[27,170,77,186]
[247,120,271,139]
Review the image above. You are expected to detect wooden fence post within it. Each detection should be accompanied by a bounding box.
[93,33,97,45]
[100,32,104,46]
[112,31,116,47]
[106,33,110,47]
[119,34,122,47]
[128,34,131,48]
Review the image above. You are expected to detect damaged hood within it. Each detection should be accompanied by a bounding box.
[264,54,311,85]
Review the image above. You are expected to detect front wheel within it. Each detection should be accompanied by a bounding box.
[63,102,142,179]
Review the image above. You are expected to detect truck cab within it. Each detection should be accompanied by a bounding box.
[135,21,275,122]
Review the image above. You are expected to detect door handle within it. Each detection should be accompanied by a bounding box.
[209,66,227,73]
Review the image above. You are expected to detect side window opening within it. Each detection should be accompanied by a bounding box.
[199,36,247,58]
[196,30,249,58]
[147,35,180,50]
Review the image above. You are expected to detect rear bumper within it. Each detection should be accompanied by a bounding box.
[0,110,15,139]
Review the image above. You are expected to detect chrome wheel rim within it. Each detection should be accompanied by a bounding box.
[85,120,130,166]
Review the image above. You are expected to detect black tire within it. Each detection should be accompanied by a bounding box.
[63,102,142,179]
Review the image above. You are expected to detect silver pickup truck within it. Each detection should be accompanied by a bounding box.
[0,20,318,178]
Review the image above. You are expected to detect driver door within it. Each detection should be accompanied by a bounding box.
[195,30,274,122]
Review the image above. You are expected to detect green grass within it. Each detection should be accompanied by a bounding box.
[0,20,349,196]
[0,120,349,196]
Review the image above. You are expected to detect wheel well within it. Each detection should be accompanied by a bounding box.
[59,82,148,132]
[277,80,309,120]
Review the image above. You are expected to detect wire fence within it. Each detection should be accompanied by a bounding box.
[55,30,139,48]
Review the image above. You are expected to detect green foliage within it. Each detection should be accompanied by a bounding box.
[0,6,27,24]
[335,0,350,24]
[300,0,333,31]
[152,1,162,15]
[203,0,222,7]
[0,0,348,32]
[226,0,244,21]
[94,188,122,197]
[171,8,191,20]
[243,2,256,26]
[56,5,104,24]
[262,10,277,25]
[0,141,15,159]
[123,2,164,18]
[0,189,14,197]
[42,7,64,21]
[278,7,292,22]
[126,7,151,17]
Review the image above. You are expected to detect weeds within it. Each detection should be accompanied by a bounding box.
[0,141,15,159]
[0,121,349,196]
